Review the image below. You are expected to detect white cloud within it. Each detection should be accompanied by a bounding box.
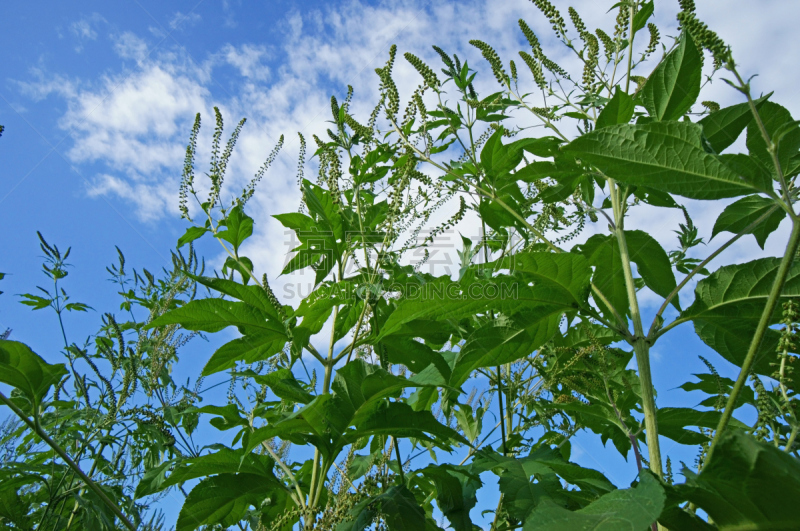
[222,44,270,81]
[69,13,106,52]
[113,31,150,63]
[169,11,202,31]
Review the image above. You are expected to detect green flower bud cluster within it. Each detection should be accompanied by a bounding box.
[519,19,543,57]
[261,273,287,322]
[295,132,306,199]
[432,45,455,72]
[469,39,509,86]
[412,90,428,122]
[519,50,546,89]
[613,3,629,41]
[542,57,569,79]
[404,52,440,89]
[344,113,372,140]
[701,101,721,112]
[677,11,730,68]
[568,7,590,43]
[312,134,329,185]
[179,113,201,221]
[531,0,567,37]
[375,44,400,119]
[241,134,284,204]
[326,148,342,205]
[629,75,647,92]
[423,196,466,245]
[595,28,616,60]
[330,95,340,123]
[509,59,518,83]
[644,23,660,57]
[582,34,599,89]
[678,0,696,13]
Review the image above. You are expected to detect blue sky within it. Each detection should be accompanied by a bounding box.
[2,0,799,528]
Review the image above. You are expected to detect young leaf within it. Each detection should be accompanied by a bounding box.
[711,195,785,249]
[638,31,703,122]
[631,0,654,35]
[595,87,635,129]
[177,226,209,249]
[565,121,760,200]
[216,205,254,253]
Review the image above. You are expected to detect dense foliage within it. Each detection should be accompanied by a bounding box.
[2,1,800,529]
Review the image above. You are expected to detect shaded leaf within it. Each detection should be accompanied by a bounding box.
[711,195,785,249]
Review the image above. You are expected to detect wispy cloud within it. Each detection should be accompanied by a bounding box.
[68,13,106,52]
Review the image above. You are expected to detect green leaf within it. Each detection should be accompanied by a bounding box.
[503,252,593,306]
[449,311,562,387]
[147,298,286,336]
[747,101,800,175]
[639,31,702,122]
[711,195,785,249]
[0,340,68,412]
[683,430,800,530]
[177,226,209,249]
[176,473,272,531]
[574,234,628,318]
[336,485,429,531]
[194,404,248,431]
[717,153,775,194]
[565,121,760,200]
[631,0,654,34]
[239,368,314,404]
[656,407,747,446]
[693,319,782,384]
[202,332,286,376]
[419,464,482,531]
[137,447,279,497]
[681,257,800,382]
[522,471,664,530]
[625,231,679,309]
[216,205,254,253]
[186,273,283,321]
[596,87,635,129]
[473,448,616,521]
[698,93,771,154]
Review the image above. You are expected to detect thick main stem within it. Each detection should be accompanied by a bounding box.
[609,180,663,478]
[0,392,136,531]
[708,220,800,460]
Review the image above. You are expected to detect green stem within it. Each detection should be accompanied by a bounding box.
[708,220,800,460]
[497,366,508,456]
[0,391,135,531]
[609,179,663,478]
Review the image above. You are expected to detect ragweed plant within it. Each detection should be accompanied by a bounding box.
[3,1,800,530]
